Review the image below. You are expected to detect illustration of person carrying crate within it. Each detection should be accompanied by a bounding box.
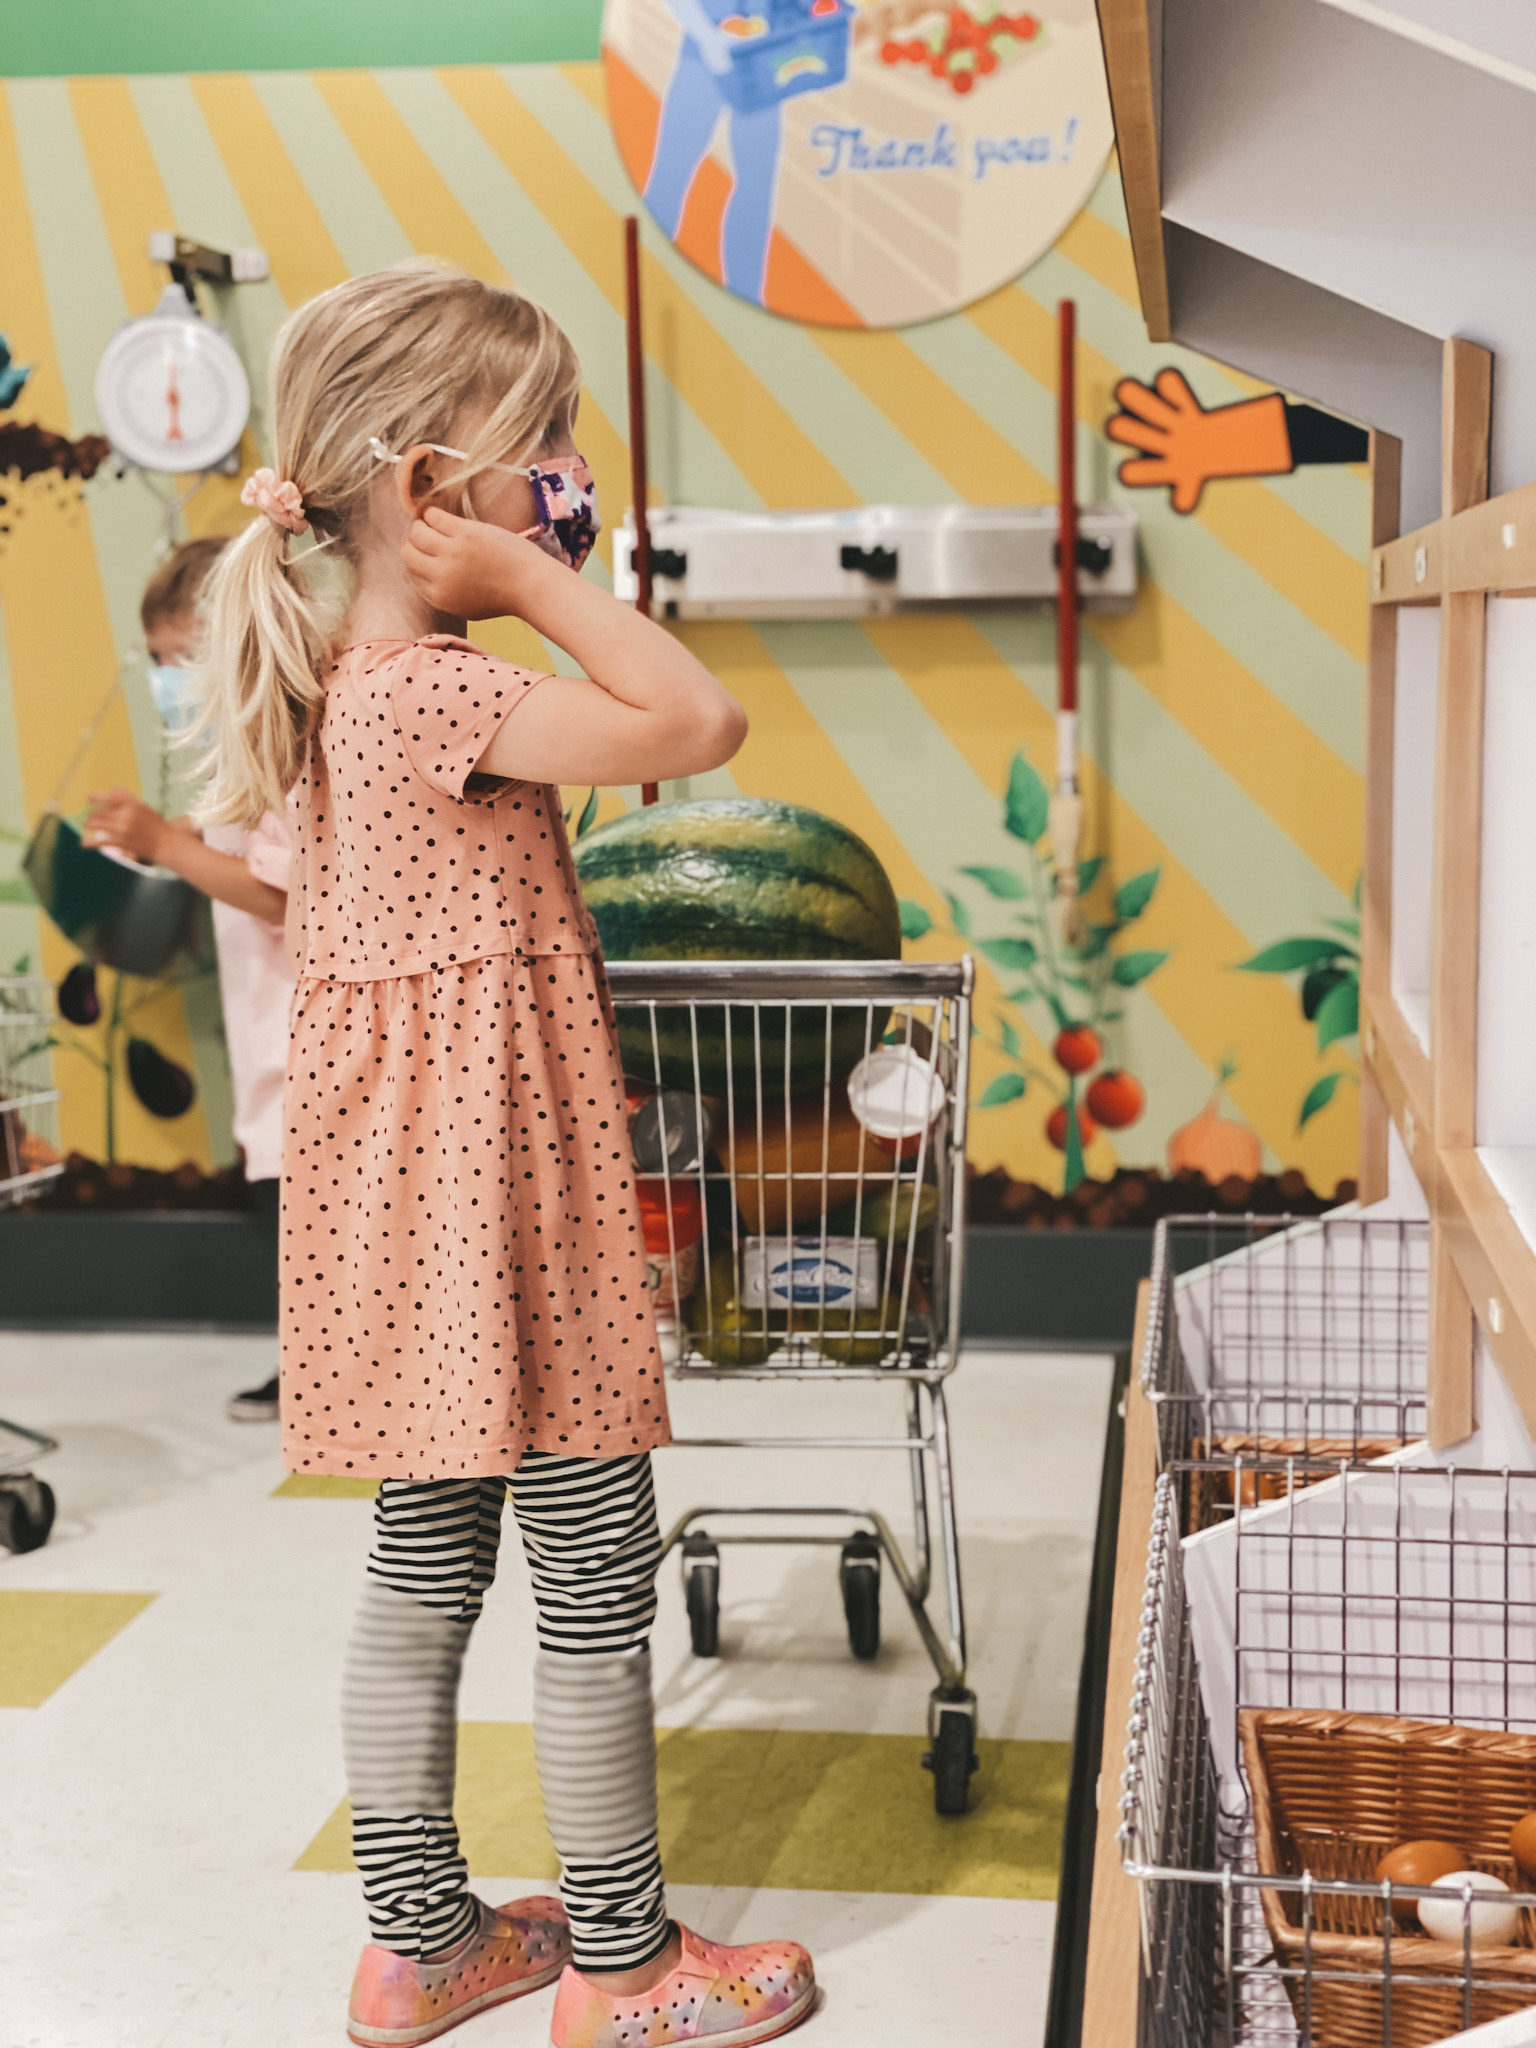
[645,0,851,305]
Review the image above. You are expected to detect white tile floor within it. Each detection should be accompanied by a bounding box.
[0,1332,1112,2048]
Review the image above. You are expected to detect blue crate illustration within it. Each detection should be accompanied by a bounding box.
[716,0,851,113]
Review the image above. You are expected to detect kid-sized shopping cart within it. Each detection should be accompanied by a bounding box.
[604,958,978,1813]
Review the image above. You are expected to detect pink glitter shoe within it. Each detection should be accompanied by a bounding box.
[348,1895,571,2045]
[549,1922,816,2048]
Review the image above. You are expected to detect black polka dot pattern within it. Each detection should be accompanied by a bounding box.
[280,637,668,1478]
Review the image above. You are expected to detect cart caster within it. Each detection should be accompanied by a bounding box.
[923,1689,978,1816]
[682,1532,720,1658]
[0,1474,55,1554]
[839,1535,881,1660]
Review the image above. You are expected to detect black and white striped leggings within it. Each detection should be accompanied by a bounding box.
[344,1451,669,1973]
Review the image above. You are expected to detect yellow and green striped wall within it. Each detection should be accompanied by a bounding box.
[0,59,1367,1191]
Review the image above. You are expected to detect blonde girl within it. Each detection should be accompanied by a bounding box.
[203,267,815,2048]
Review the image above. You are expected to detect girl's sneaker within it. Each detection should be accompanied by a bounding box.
[348,1895,571,2045]
[549,1923,816,2048]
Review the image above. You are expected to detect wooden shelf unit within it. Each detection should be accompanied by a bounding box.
[1363,338,1536,1443]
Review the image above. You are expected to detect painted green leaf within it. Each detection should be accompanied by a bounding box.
[1113,867,1160,921]
[978,935,1037,973]
[1077,924,1113,960]
[977,1072,1027,1107]
[1299,1071,1348,1128]
[1237,937,1351,974]
[945,891,972,937]
[1076,856,1104,894]
[575,787,600,838]
[1111,948,1171,987]
[960,863,1029,900]
[0,877,36,904]
[1314,974,1359,1051]
[999,1016,1021,1059]
[899,899,933,942]
[1004,750,1050,844]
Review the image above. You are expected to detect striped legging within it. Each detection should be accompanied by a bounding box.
[343,1451,669,1973]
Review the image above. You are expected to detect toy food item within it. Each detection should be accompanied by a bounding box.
[574,798,900,1096]
[1417,1872,1519,1947]
[816,1292,900,1365]
[860,1181,939,1243]
[1375,1841,1471,1925]
[1510,1812,1536,1881]
[725,1087,870,1234]
[846,1044,945,1157]
[687,1250,776,1368]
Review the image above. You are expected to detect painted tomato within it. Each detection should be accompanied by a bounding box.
[1052,1025,1103,1075]
[1046,1102,1096,1151]
[1086,1069,1145,1130]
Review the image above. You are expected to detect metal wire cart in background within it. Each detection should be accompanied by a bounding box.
[1118,1215,1536,2046]
[0,975,64,1553]
[604,958,977,1813]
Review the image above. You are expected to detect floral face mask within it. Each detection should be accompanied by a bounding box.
[368,437,601,572]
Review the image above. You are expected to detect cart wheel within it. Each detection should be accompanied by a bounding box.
[839,1536,881,1660]
[0,1475,55,1554]
[682,1533,720,1658]
[923,1694,979,1816]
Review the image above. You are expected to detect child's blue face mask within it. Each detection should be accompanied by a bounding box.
[148,661,202,733]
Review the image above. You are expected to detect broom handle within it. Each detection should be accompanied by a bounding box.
[624,215,661,809]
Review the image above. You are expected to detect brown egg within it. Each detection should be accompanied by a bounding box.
[1376,1841,1472,1924]
[1509,1813,1536,1882]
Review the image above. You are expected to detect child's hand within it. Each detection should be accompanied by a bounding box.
[402,506,552,620]
[84,788,174,865]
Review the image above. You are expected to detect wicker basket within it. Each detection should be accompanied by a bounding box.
[1185,1436,1405,1535]
[1243,1709,1536,2046]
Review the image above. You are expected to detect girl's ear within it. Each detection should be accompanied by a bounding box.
[396,445,443,516]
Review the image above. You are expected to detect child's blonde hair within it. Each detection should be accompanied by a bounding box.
[201,265,581,825]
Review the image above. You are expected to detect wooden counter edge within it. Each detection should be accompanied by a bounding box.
[1080,1276,1159,2045]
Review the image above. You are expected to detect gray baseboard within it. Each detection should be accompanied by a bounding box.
[0,1214,1161,1348]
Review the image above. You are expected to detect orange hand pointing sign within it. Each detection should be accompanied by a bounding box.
[1106,369,1293,514]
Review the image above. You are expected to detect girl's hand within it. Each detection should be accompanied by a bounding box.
[84,788,172,865]
[402,506,554,620]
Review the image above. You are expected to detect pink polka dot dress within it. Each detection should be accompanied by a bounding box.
[280,635,669,1477]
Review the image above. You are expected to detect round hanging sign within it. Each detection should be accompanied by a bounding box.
[602,0,1114,327]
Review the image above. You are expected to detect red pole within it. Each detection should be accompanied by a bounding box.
[1057,298,1078,718]
[624,215,660,807]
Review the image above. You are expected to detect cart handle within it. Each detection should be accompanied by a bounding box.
[602,959,974,1002]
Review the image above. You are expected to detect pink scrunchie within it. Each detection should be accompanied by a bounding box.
[240,467,308,535]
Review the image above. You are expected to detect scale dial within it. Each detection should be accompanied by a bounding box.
[94,286,250,475]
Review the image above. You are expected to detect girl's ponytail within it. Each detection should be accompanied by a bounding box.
[195,264,581,828]
[199,499,331,826]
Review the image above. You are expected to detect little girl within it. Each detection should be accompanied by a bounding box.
[201,268,816,2048]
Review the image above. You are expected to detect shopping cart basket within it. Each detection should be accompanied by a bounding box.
[1121,1461,1536,2047]
[604,957,977,1814]
[1143,1213,1429,1533]
[0,975,62,1552]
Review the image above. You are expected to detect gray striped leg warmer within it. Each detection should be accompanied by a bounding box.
[345,1455,670,1972]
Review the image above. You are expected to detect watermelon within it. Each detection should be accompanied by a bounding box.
[574,798,901,1097]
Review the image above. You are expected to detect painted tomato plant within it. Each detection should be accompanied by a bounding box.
[1235,890,1359,1128]
[900,749,1170,1189]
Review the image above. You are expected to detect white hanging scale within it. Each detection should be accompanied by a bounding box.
[94,235,267,476]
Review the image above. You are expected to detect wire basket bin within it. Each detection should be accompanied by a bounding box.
[1121,1462,1536,2048]
[1143,1215,1429,1534]
[0,977,63,1207]
[604,957,978,1813]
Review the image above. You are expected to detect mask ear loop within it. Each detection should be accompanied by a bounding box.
[368,436,554,534]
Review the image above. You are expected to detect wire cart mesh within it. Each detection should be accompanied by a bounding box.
[0,976,61,1553]
[603,957,977,1813]
[1143,1214,1430,1534]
